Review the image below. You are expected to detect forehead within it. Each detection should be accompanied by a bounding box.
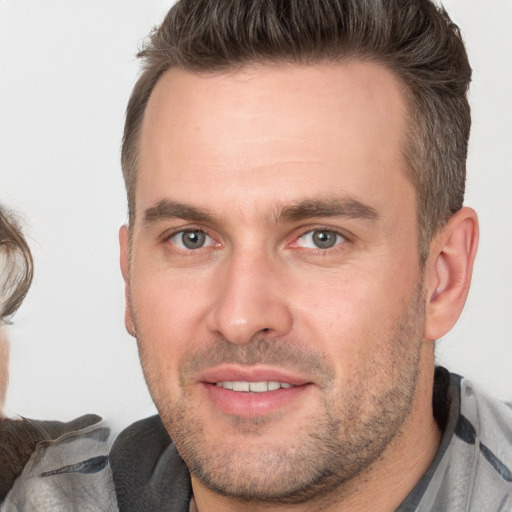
[136,61,412,222]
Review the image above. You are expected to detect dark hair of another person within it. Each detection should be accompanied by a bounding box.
[121,0,471,264]
[0,207,33,323]
[0,206,34,499]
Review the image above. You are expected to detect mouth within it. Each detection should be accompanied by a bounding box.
[199,366,313,418]
[214,381,294,392]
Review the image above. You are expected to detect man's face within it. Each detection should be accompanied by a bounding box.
[122,62,428,503]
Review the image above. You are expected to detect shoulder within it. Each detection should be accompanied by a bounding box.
[458,377,512,480]
[111,414,170,456]
[110,415,192,512]
[405,372,512,511]
[0,414,102,500]
[1,415,116,512]
[435,374,512,511]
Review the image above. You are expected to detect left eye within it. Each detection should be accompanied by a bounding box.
[296,229,345,249]
[169,230,214,250]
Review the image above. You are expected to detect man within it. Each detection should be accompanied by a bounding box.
[3,0,511,510]
[114,0,511,510]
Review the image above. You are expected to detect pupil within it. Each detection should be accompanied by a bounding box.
[313,230,336,249]
[183,231,205,249]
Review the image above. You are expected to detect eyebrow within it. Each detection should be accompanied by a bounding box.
[276,198,380,224]
[142,197,380,226]
[143,200,217,225]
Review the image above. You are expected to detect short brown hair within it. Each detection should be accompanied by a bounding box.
[0,207,33,323]
[121,0,471,262]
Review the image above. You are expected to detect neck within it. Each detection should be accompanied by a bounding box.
[192,358,441,512]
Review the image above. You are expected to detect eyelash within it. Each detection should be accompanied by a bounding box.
[163,227,218,252]
[162,226,351,253]
[293,228,348,251]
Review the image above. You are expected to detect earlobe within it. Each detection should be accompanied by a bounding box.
[119,225,135,338]
[424,207,479,341]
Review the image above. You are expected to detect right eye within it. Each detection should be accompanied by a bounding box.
[168,230,214,250]
[295,229,346,250]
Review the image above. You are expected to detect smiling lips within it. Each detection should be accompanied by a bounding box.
[201,367,312,417]
[215,381,294,392]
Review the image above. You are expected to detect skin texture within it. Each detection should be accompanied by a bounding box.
[120,62,478,511]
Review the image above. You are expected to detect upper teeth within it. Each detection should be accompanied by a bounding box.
[215,381,294,392]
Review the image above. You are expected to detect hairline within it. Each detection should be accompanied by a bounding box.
[125,56,431,262]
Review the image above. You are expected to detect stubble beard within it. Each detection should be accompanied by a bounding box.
[134,288,425,506]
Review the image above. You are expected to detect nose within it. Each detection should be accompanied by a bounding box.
[205,250,293,345]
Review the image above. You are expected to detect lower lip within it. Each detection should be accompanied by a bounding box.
[203,383,311,417]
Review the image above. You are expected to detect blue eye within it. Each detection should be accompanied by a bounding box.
[169,230,212,250]
[297,230,345,249]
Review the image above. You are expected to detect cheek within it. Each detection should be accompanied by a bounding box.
[293,272,403,331]
[130,270,211,365]
[291,267,419,371]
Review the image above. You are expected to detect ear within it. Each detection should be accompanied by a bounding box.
[119,225,135,338]
[424,207,479,341]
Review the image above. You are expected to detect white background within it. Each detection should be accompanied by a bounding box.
[1,0,511,428]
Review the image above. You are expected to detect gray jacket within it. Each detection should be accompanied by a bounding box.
[2,370,511,511]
